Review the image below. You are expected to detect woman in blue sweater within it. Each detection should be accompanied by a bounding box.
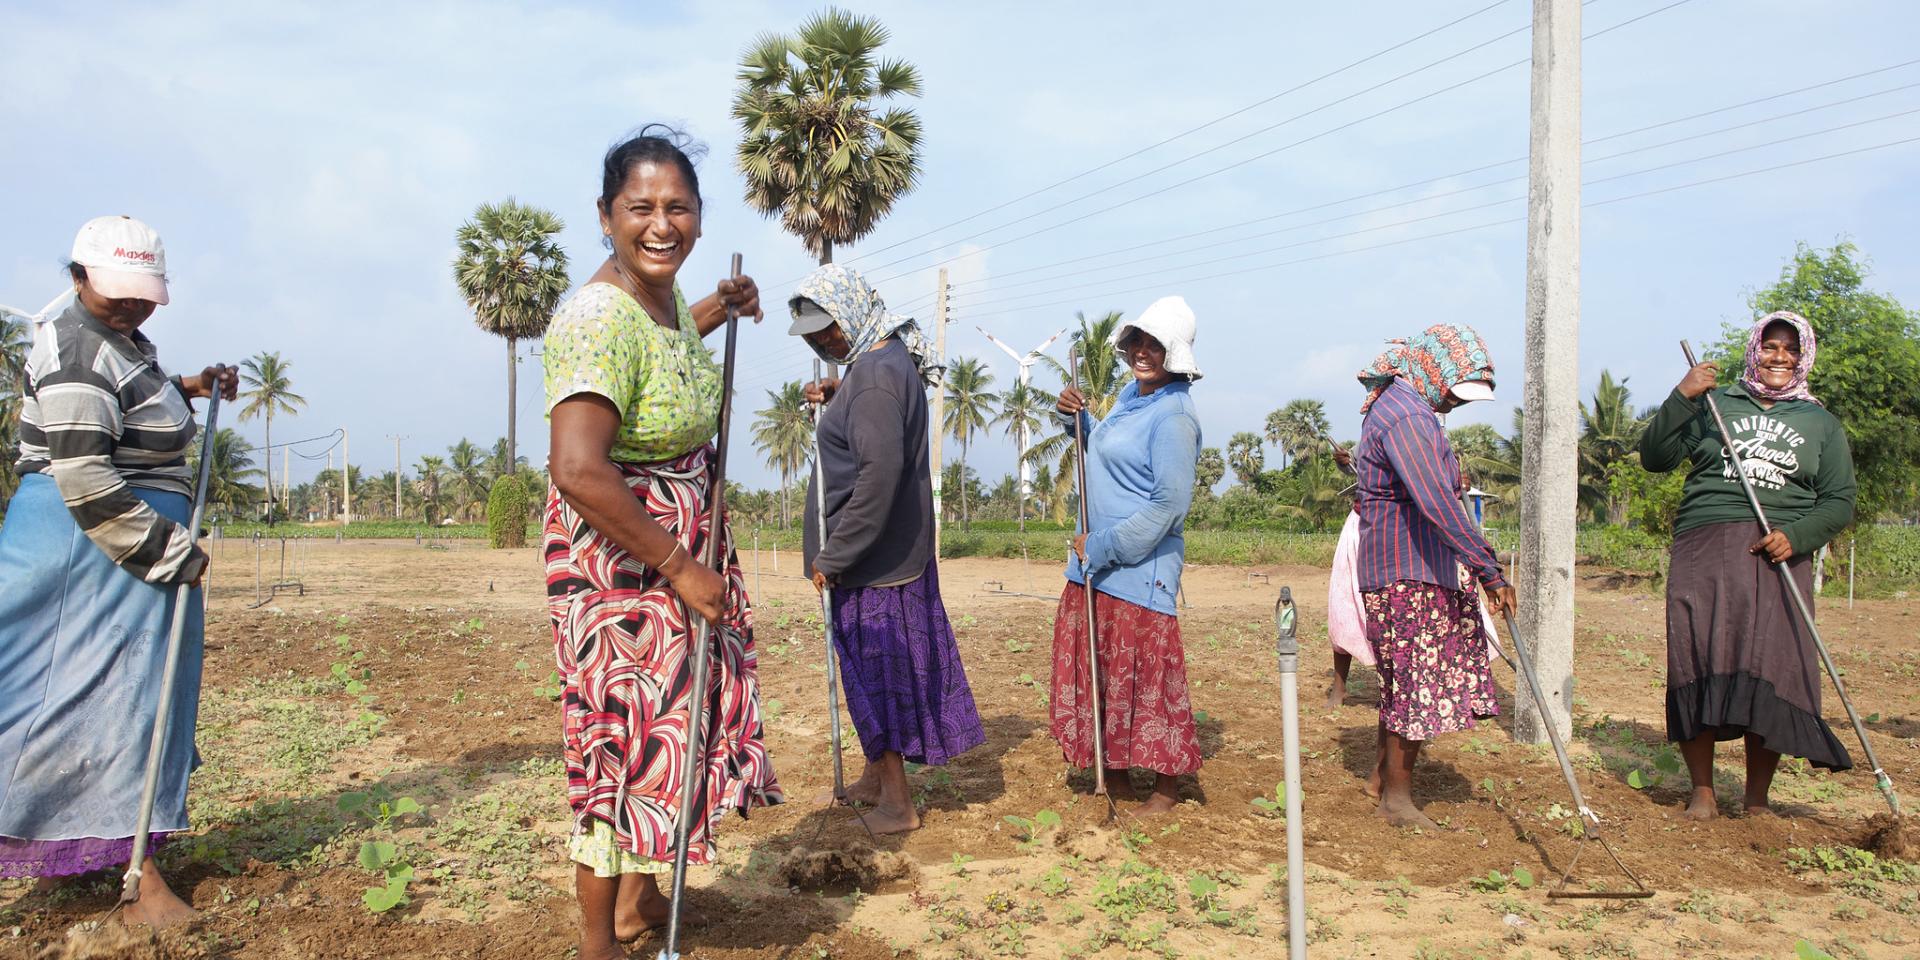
[1048,297,1204,814]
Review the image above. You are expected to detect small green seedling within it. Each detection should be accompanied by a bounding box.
[357,840,418,914]
[1468,867,1534,893]
[338,791,422,830]
[1250,781,1290,819]
[536,671,564,701]
[1003,809,1062,848]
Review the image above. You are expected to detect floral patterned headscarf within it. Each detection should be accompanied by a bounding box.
[1356,322,1496,413]
[1740,309,1819,405]
[790,264,944,388]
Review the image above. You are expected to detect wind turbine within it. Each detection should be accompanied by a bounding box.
[979,326,1066,522]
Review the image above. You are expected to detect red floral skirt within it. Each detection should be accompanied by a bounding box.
[1049,583,1202,777]
[1361,580,1498,741]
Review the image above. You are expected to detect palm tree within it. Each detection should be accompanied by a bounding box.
[486,437,528,484]
[1579,370,1647,525]
[0,313,28,393]
[1227,431,1266,488]
[942,356,997,528]
[1025,310,1128,515]
[453,198,570,475]
[992,381,1048,524]
[189,427,263,519]
[751,381,813,528]
[1195,447,1226,500]
[733,7,924,263]
[1265,399,1332,470]
[238,351,306,513]
[446,439,489,521]
[413,455,450,524]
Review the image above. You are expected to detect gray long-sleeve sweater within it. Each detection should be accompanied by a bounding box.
[802,338,934,587]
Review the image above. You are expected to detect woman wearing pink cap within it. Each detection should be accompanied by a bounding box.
[0,217,236,927]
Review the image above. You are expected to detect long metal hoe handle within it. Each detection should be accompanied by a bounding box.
[661,254,744,960]
[1068,346,1110,807]
[812,358,848,802]
[1678,341,1898,817]
[1501,613,1598,829]
[122,390,222,902]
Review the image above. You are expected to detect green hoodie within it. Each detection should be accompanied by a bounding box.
[1638,385,1855,556]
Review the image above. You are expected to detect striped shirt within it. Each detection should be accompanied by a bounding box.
[1353,378,1505,593]
[14,300,205,584]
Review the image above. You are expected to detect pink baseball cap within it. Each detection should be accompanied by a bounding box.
[71,216,169,305]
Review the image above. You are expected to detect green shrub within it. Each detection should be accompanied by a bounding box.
[486,475,530,549]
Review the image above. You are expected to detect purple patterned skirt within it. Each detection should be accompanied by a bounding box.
[829,560,985,766]
[1361,579,1499,741]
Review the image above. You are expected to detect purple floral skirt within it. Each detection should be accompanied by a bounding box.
[0,834,170,879]
[1361,580,1499,741]
[831,560,985,766]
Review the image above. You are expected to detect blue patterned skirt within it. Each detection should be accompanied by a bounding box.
[829,560,985,765]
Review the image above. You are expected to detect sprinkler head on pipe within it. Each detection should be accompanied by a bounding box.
[1274,587,1299,659]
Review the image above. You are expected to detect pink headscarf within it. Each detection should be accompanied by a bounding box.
[1741,310,1819,405]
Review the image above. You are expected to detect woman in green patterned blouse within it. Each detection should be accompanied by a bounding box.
[543,126,779,960]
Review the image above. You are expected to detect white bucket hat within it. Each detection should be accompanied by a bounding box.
[1111,295,1202,381]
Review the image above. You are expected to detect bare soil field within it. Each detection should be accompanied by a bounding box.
[3,539,1917,959]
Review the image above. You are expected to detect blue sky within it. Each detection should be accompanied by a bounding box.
[4,0,1917,492]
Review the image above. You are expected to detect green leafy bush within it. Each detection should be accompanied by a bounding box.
[486,475,530,549]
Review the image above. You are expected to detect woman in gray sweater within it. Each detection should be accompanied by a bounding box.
[792,265,985,834]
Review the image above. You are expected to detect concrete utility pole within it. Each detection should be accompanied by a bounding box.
[389,434,407,519]
[342,429,351,527]
[930,268,949,555]
[1517,0,1581,745]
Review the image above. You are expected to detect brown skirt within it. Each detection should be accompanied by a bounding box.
[1665,521,1850,770]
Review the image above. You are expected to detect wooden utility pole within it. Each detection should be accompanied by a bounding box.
[1517,0,1581,744]
[929,268,949,555]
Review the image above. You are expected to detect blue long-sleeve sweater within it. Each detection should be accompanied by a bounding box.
[1059,379,1201,616]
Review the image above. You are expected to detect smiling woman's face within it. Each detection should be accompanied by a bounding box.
[1119,328,1172,390]
[1754,320,1802,390]
[599,160,701,291]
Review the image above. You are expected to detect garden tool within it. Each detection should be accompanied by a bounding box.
[1272,589,1307,960]
[1679,341,1902,841]
[1067,345,1115,822]
[659,254,744,960]
[121,388,222,904]
[1501,611,1653,899]
[809,358,874,843]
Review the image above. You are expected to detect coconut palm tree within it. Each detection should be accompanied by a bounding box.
[453,198,570,475]
[1579,370,1647,525]
[992,381,1048,524]
[942,356,997,528]
[237,351,306,513]
[446,439,490,520]
[733,7,924,263]
[752,381,813,528]
[1024,311,1127,522]
[1226,431,1266,488]
[189,427,263,519]
[0,313,28,393]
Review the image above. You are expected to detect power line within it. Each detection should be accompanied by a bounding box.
[955,134,1920,321]
[928,102,1920,311]
[844,0,1695,288]
[893,71,1920,311]
[831,0,1517,269]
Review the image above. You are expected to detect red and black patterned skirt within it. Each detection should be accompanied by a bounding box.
[543,445,782,865]
[1049,582,1202,777]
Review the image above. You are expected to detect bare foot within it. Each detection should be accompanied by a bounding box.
[1682,789,1719,821]
[119,886,199,930]
[858,804,921,835]
[1098,771,1140,802]
[31,876,65,896]
[613,881,673,943]
[1375,796,1437,830]
[1364,768,1383,800]
[1136,793,1179,815]
[1742,802,1775,818]
[1324,678,1347,710]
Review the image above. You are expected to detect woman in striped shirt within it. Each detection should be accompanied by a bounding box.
[1352,324,1515,830]
[0,216,234,927]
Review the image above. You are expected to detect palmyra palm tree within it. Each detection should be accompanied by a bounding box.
[1226,431,1266,488]
[238,351,306,512]
[453,198,570,475]
[942,356,997,528]
[1265,398,1332,470]
[733,7,924,263]
[751,381,813,528]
